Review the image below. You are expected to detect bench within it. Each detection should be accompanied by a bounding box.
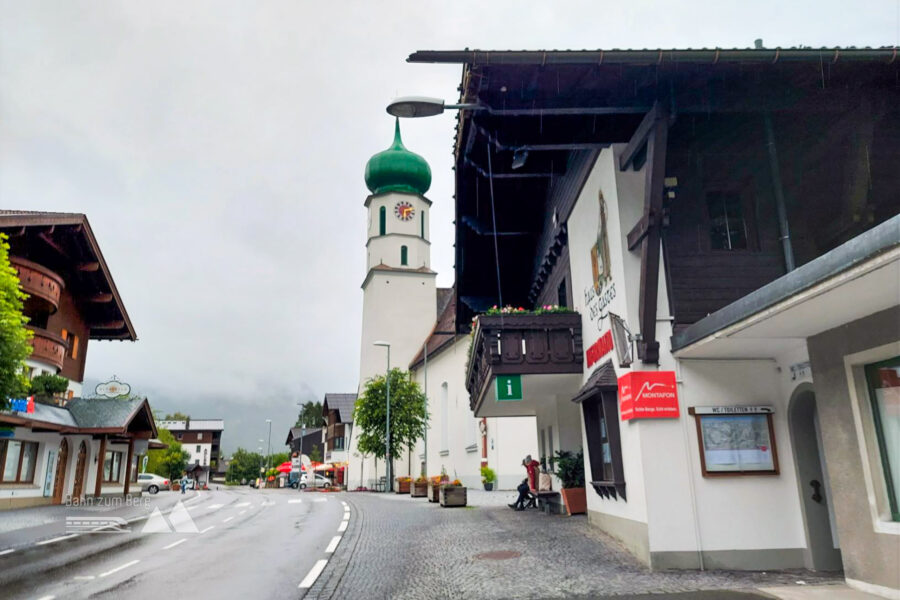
[535,490,561,514]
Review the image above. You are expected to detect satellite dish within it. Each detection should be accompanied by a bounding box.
[609,312,634,368]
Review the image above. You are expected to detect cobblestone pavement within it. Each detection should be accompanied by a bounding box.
[305,491,841,600]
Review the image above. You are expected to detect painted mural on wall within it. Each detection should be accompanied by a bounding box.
[584,191,617,367]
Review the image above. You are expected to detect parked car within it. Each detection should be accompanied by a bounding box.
[137,473,169,494]
[291,472,331,489]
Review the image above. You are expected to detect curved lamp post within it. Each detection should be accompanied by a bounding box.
[373,341,391,490]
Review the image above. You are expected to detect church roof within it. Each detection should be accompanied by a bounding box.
[410,286,460,369]
[364,120,431,196]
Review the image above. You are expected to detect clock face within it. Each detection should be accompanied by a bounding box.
[394,201,415,221]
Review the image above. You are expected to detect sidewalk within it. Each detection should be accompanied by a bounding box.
[759,585,893,600]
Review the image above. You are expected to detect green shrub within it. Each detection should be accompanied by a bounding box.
[480,465,497,484]
[553,449,585,489]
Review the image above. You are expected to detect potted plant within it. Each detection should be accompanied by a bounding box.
[410,476,428,497]
[553,449,586,515]
[427,474,447,503]
[394,476,411,494]
[439,479,467,507]
[480,466,497,491]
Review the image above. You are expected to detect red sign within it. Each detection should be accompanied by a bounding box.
[618,371,679,421]
[586,330,614,367]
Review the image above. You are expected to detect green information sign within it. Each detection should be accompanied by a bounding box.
[496,375,523,401]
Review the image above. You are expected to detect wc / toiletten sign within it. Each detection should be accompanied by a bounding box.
[618,371,679,421]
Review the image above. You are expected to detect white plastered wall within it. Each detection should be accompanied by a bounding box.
[411,335,537,489]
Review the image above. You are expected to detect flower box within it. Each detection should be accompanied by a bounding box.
[410,480,428,497]
[427,481,441,502]
[394,478,411,494]
[439,485,467,507]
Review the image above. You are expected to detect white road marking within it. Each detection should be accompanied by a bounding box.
[340,501,347,507]
[187,505,201,511]
[325,535,341,553]
[239,510,246,516]
[207,503,224,510]
[338,520,348,532]
[35,596,55,600]
[235,502,251,507]
[36,534,77,546]
[312,498,327,503]
[73,575,96,580]
[200,526,215,534]
[298,559,328,589]
[223,516,234,523]
[342,513,350,522]
[288,499,303,504]
[0,548,14,556]
[162,538,187,550]
[99,559,140,578]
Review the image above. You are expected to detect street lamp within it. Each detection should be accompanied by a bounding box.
[386,96,482,118]
[265,419,272,471]
[373,341,391,491]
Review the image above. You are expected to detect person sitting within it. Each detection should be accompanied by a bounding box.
[508,478,537,511]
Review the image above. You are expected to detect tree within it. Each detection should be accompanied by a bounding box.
[0,233,32,410]
[268,451,289,468]
[226,448,265,483]
[145,429,190,481]
[309,443,322,463]
[29,373,69,397]
[164,412,190,421]
[354,368,427,474]
[295,401,323,428]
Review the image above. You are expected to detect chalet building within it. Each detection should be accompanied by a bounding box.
[347,122,537,490]
[407,47,900,596]
[1,211,136,397]
[322,393,354,465]
[156,419,224,486]
[0,211,159,509]
[285,426,323,457]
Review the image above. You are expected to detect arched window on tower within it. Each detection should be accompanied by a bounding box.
[400,245,408,266]
[420,212,425,239]
[379,206,386,236]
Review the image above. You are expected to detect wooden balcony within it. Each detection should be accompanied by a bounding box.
[465,313,584,417]
[327,423,345,440]
[10,256,64,314]
[27,326,68,372]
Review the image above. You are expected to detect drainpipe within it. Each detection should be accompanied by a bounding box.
[764,113,796,272]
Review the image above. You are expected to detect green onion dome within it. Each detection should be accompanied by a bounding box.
[365,119,431,195]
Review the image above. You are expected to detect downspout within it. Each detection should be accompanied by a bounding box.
[675,360,705,571]
[763,113,796,272]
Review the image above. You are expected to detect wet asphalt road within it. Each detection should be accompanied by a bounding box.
[1,487,346,600]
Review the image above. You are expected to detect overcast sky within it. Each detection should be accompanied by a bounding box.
[1,1,896,454]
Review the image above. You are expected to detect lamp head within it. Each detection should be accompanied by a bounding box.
[373,341,391,348]
[386,96,445,118]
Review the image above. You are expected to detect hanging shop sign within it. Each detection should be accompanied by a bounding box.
[95,378,131,399]
[618,371,679,421]
[495,375,523,401]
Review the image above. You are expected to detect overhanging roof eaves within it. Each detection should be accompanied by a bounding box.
[672,214,900,353]
[572,360,618,404]
[409,47,900,66]
[0,211,137,341]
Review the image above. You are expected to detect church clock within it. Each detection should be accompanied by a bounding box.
[394,201,415,221]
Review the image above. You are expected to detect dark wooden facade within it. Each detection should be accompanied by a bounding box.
[409,48,900,358]
[465,313,583,410]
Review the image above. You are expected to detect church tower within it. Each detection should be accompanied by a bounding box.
[358,120,437,390]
